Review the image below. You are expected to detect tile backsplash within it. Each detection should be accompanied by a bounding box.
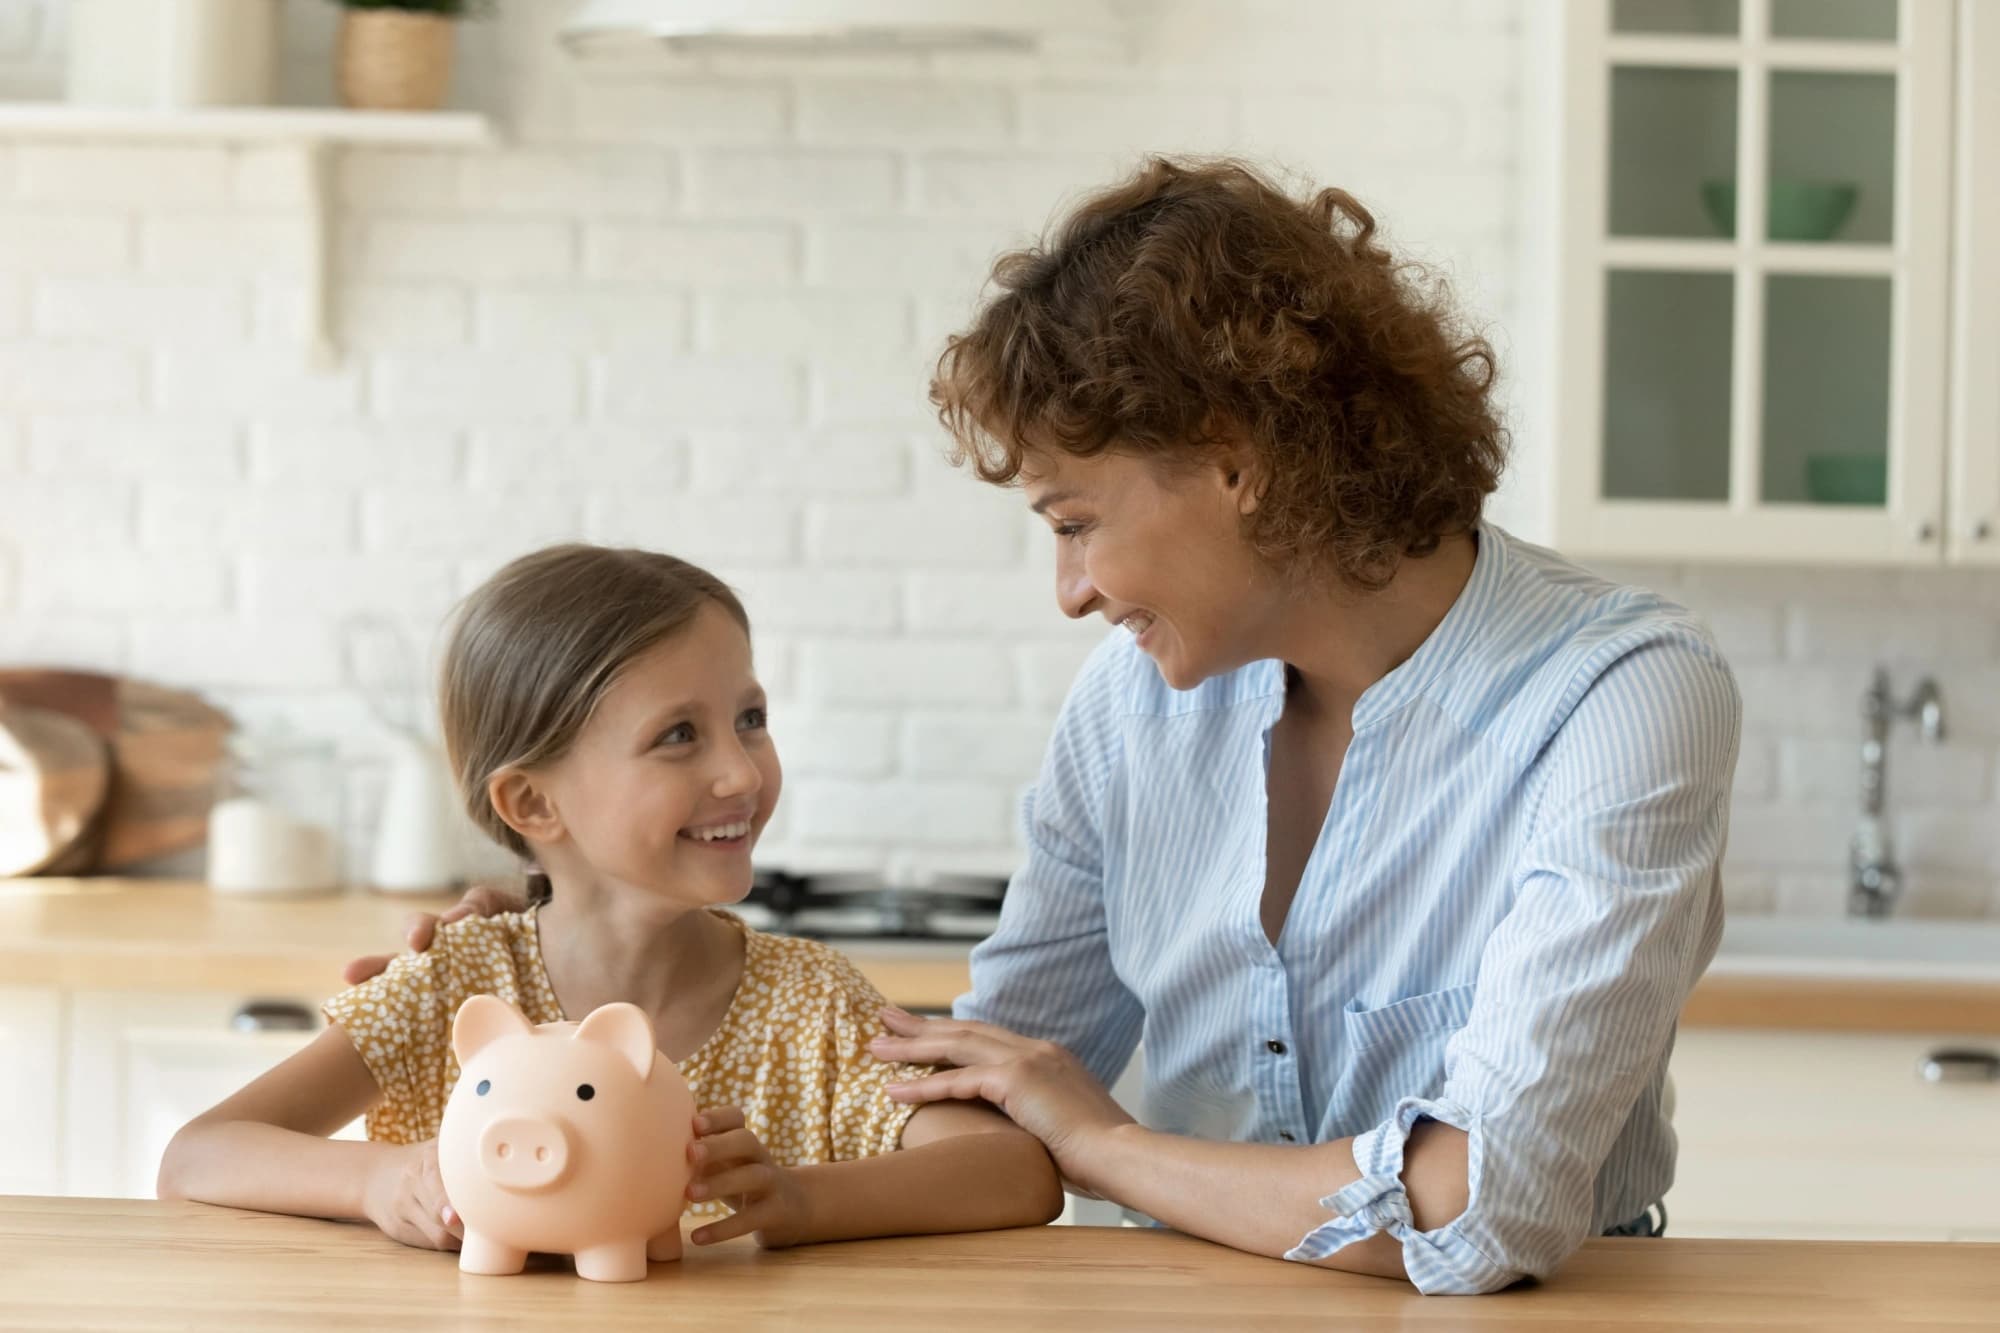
[0,0,1995,912]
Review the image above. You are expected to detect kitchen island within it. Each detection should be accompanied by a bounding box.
[6,877,1997,1242]
[4,1196,1995,1330]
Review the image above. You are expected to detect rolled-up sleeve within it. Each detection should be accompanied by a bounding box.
[1286,634,1739,1293]
[955,633,1146,1090]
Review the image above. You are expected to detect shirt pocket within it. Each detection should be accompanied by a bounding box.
[1332,983,1479,1124]
[1342,983,1479,1052]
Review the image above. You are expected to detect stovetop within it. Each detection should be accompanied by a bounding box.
[736,868,1006,942]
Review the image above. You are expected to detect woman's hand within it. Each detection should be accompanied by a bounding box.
[684,1107,814,1249]
[340,882,524,986]
[361,1139,462,1252]
[868,1007,1136,1190]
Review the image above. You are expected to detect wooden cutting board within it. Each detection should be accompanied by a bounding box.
[0,703,111,876]
[0,670,232,872]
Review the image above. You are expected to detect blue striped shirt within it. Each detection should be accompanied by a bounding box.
[955,520,1739,1295]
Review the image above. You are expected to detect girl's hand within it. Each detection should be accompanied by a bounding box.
[868,1007,1136,1191]
[340,882,524,986]
[684,1107,814,1249]
[362,1139,463,1252]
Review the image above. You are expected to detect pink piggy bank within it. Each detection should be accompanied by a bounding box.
[438,994,695,1282]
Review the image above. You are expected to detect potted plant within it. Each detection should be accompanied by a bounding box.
[332,0,488,112]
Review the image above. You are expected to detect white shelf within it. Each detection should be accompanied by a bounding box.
[0,102,493,145]
[0,103,496,366]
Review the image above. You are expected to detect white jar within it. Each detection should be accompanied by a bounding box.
[368,730,465,895]
[67,0,281,108]
[207,733,344,896]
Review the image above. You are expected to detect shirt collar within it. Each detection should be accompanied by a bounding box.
[1350,519,1504,728]
[1247,520,1506,729]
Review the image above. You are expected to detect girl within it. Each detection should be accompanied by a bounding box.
[158,544,1063,1253]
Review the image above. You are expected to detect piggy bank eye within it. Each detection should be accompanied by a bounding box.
[576,1083,595,1102]
[475,1079,491,1096]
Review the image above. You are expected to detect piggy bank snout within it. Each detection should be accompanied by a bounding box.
[477,1115,573,1191]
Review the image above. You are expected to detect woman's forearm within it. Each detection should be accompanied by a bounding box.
[157,1119,386,1222]
[789,1131,1063,1244]
[1077,1120,1472,1280]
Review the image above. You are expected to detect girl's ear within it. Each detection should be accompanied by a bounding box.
[488,766,563,845]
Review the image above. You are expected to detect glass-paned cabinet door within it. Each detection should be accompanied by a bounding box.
[1950,0,2000,565]
[1558,0,1953,563]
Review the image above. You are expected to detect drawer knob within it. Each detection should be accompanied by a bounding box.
[230,1000,317,1034]
[1918,1047,2000,1083]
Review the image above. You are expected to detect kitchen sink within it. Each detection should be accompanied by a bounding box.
[1713,915,2000,981]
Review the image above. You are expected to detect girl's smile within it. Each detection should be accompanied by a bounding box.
[515,601,782,909]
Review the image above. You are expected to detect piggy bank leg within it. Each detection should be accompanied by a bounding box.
[458,1231,527,1276]
[647,1228,683,1264]
[573,1239,649,1283]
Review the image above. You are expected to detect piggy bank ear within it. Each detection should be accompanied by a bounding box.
[573,1001,657,1081]
[452,994,533,1065]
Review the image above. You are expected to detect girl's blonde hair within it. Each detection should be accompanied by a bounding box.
[439,544,750,866]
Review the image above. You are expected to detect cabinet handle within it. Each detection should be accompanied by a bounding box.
[1918,1047,2000,1083]
[1975,519,1994,541]
[1915,520,1938,543]
[230,1000,318,1034]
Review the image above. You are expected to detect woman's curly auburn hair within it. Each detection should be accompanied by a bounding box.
[929,156,1507,591]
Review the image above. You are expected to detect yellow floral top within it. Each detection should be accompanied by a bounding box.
[321,907,930,1219]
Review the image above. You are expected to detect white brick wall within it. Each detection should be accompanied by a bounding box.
[0,0,1995,912]
[1592,561,2000,918]
[0,272,23,335]
[141,216,309,278]
[18,143,231,208]
[0,213,128,271]
[582,221,796,284]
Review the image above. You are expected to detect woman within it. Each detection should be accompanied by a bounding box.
[348,158,1738,1295]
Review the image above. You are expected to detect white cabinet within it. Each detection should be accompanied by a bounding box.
[1948,0,2000,563]
[1666,1026,2000,1239]
[0,988,65,1196]
[1521,0,1999,565]
[63,991,362,1199]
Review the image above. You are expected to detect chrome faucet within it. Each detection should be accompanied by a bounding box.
[1849,667,1946,918]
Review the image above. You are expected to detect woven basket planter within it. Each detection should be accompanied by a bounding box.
[337,9,454,111]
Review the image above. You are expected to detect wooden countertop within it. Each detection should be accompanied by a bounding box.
[8,1197,1996,1331]
[6,879,1999,1032]
[0,878,976,1008]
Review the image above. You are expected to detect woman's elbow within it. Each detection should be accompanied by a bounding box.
[1403,1120,1471,1231]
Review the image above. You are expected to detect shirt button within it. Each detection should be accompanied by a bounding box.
[1266,1039,1287,1055]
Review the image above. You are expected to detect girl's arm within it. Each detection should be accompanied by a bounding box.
[687,1101,1063,1247]
[156,1027,460,1250]
[801,1101,1063,1241]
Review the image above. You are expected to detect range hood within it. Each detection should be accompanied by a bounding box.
[560,0,1125,57]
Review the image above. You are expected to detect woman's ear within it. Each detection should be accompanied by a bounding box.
[1222,450,1263,516]
[488,766,563,846]
[1202,419,1262,516]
